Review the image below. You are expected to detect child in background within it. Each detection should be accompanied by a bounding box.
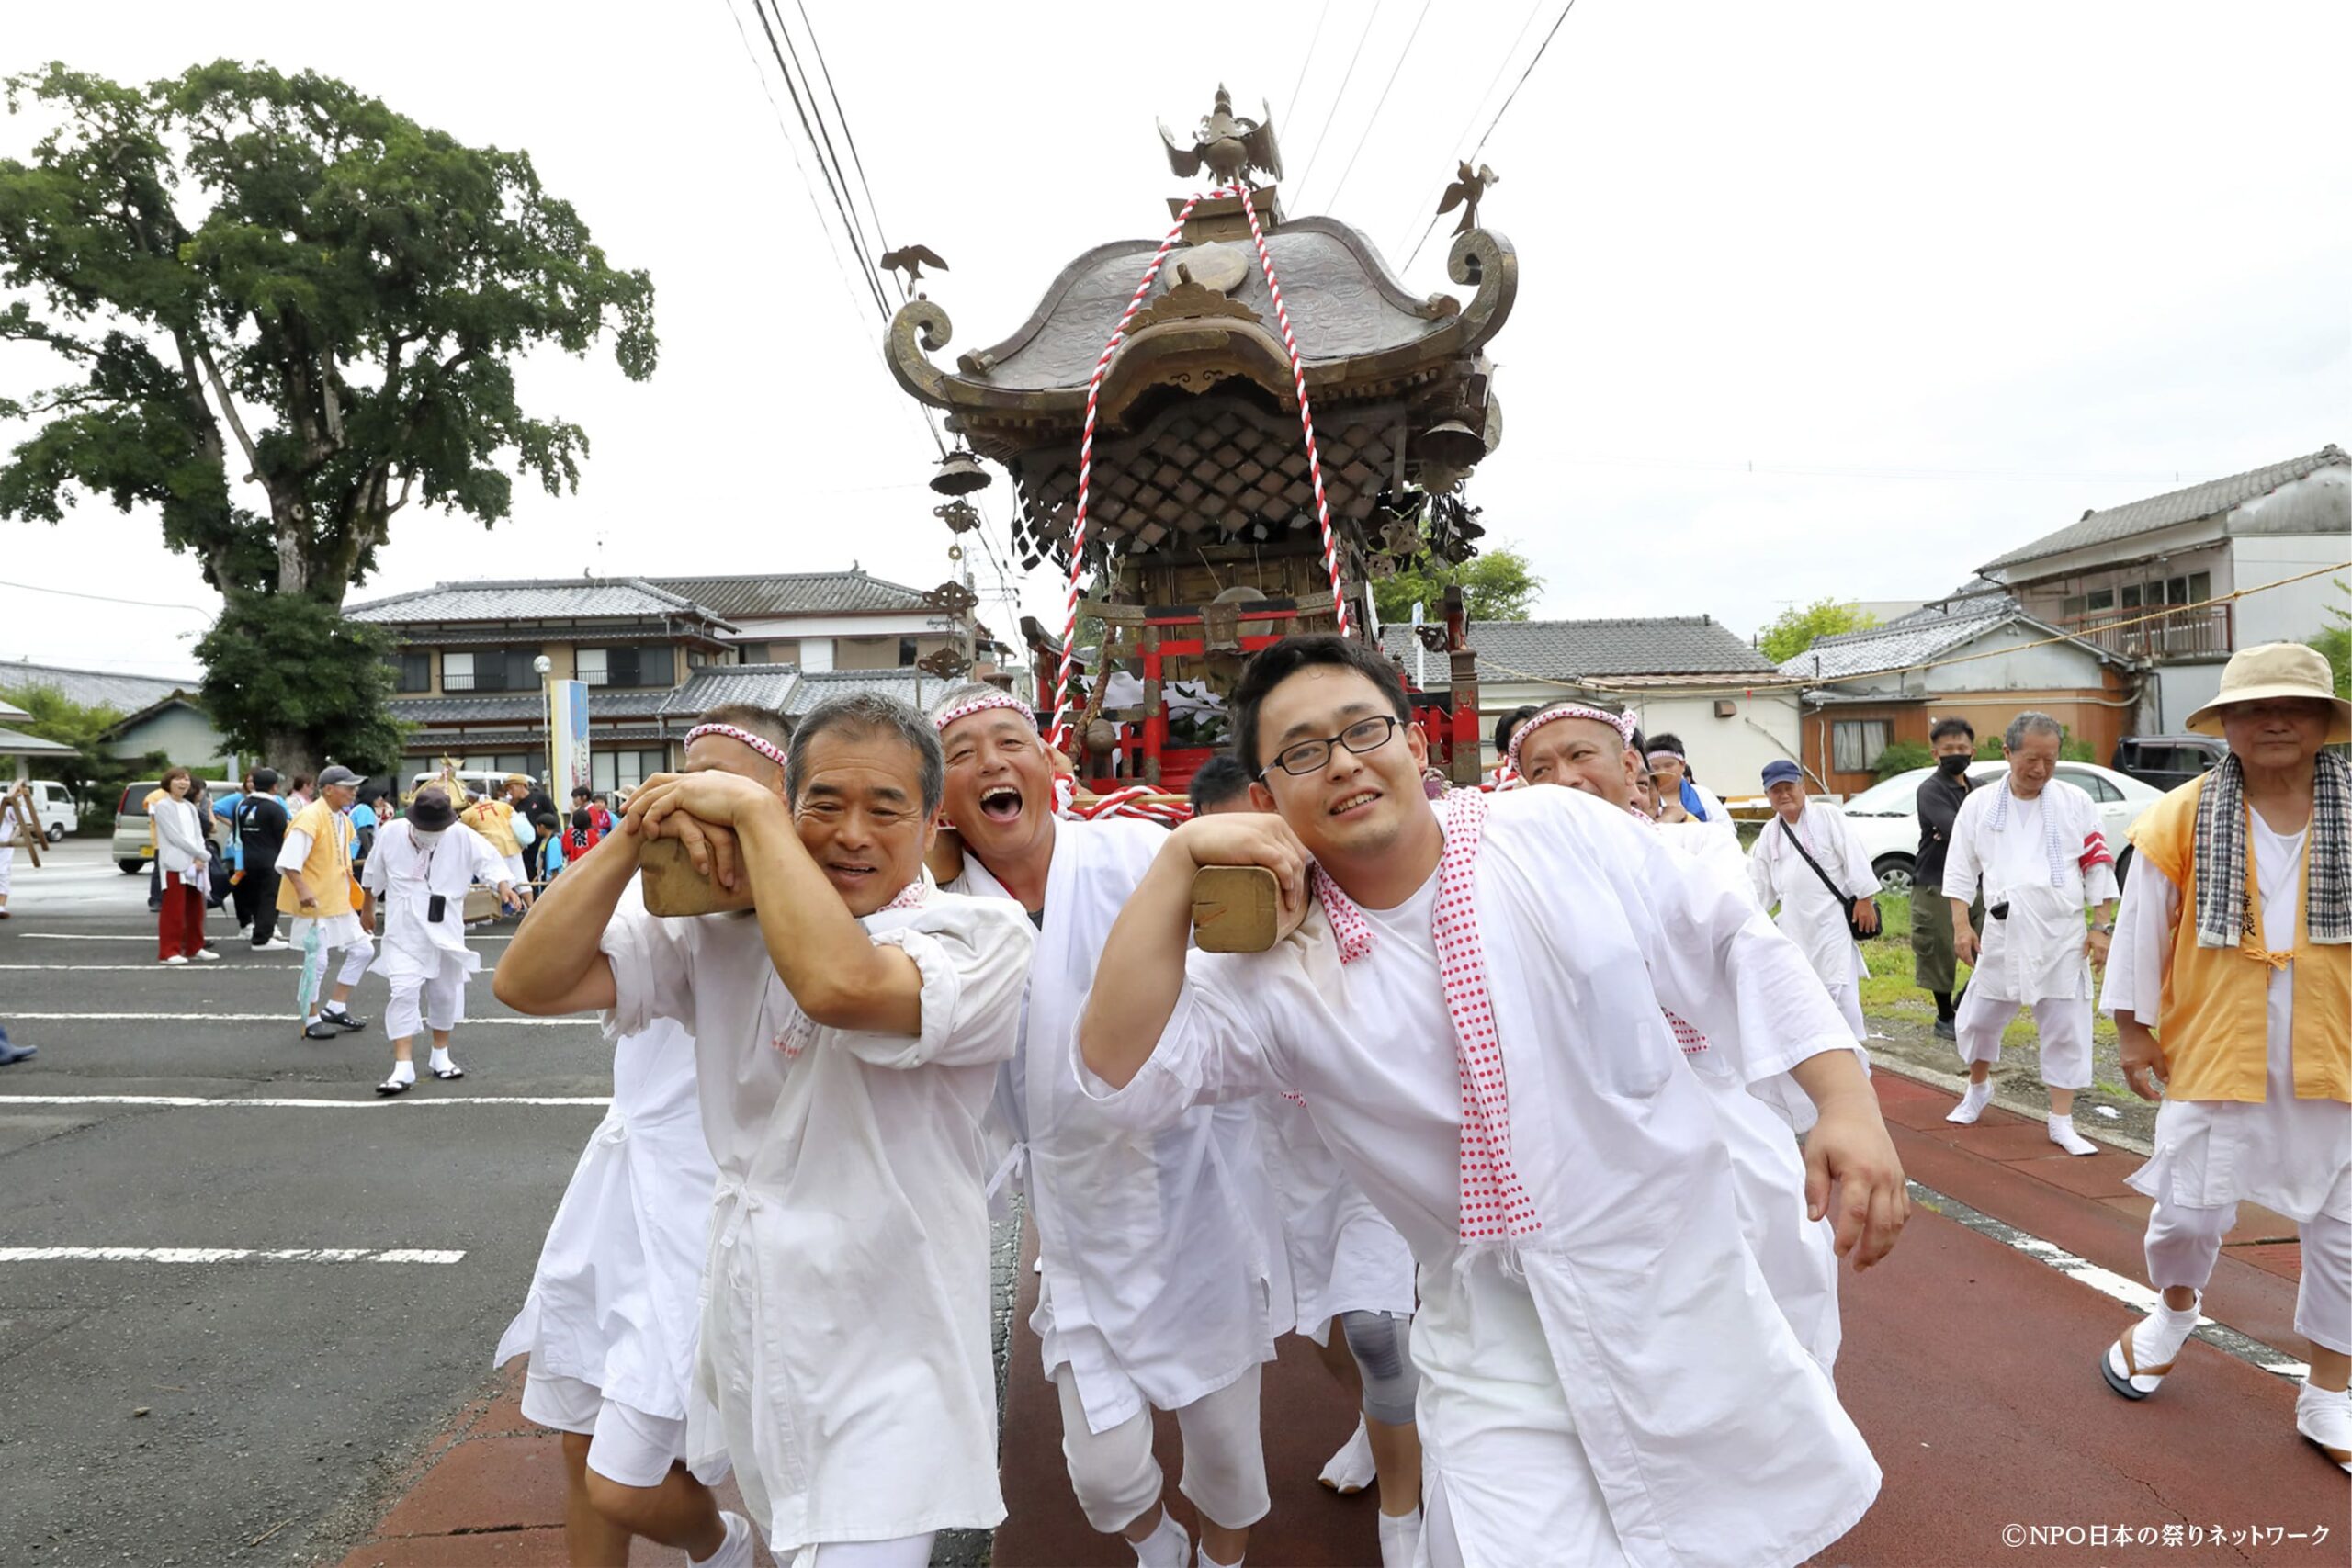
[564,807,601,861]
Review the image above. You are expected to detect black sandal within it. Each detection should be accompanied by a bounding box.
[375,1076,410,1097]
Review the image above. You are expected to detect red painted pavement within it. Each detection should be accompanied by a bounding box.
[356,1071,2341,1565]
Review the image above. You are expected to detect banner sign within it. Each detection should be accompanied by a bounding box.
[549,679,592,797]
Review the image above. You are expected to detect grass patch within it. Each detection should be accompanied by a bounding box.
[1856,889,2115,1046]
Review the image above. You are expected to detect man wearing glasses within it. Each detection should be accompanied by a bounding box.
[1078,636,1905,1568]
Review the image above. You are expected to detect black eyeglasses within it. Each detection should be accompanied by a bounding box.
[1261,715,1403,778]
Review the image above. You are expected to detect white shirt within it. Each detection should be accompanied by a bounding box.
[2101,814,2349,1223]
[947,816,1278,1432]
[1079,787,1880,1568]
[1256,1092,1418,1337]
[600,882,1035,1553]
[496,1008,719,1422]
[1747,801,1874,995]
[1942,781,2117,1003]
[360,820,505,982]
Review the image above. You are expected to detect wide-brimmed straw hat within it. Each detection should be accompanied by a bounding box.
[2184,641,2350,743]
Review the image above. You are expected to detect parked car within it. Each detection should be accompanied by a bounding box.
[110,779,163,874]
[1838,760,2164,894]
[16,779,78,842]
[2110,734,2225,793]
[409,769,537,804]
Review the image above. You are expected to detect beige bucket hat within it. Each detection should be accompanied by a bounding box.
[2184,641,2351,743]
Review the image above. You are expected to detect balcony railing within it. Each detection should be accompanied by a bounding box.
[2059,601,2233,660]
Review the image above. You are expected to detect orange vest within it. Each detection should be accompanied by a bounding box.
[2129,776,2349,1104]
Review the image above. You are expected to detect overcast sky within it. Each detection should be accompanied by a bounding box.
[3,0,2346,682]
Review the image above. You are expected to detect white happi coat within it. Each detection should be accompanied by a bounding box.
[1941,780,2117,1003]
[1748,801,1873,998]
[1080,787,1880,1568]
[1258,1093,1417,1339]
[601,880,1034,1553]
[2101,819,2350,1225]
[945,816,1278,1430]
[361,819,504,986]
[1655,809,1845,1370]
[496,1001,720,1427]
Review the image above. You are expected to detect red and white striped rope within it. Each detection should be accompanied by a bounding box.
[1045,184,1352,752]
[1235,186,1349,642]
[1046,193,1213,753]
[1064,784,1193,825]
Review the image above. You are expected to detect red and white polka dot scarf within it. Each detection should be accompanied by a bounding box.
[1314,787,1542,1244]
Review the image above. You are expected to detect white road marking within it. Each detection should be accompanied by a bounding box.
[17,932,510,943]
[0,1094,610,1109]
[6,1011,593,1025]
[0,1246,466,1265]
[1908,1180,2310,1381]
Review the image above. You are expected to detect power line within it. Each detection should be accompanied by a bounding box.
[1321,0,1435,213]
[1389,0,1545,258]
[1402,0,1579,271]
[741,0,891,320]
[790,0,899,291]
[1289,0,1385,209]
[1282,0,1334,128]
[0,578,214,613]
[759,0,889,302]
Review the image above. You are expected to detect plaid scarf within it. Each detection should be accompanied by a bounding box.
[2193,750,2351,948]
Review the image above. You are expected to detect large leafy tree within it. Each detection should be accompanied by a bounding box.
[0,62,656,771]
[1373,544,1544,626]
[1758,595,1880,663]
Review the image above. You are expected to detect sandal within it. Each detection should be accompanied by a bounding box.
[432,1064,466,1081]
[375,1076,411,1097]
[2100,1325,2177,1400]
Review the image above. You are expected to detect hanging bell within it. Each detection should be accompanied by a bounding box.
[930,447,992,496]
[1415,419,1487,468]
[933,499,981,534]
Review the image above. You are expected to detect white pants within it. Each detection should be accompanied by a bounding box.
[797,1536,935,1567]
[1954,988,2093,1090]
[519,1369,727,1489]
[2144,1198,2352,1357]
[387,966,467,1041]
[300,928,375,1001]
[1825,979,1865,1043]
[1051,1362,1270,1535]
[1417,1393,1630,1568]
[0,843,13,898]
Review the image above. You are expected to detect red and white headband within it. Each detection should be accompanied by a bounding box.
[1505,703,1636,773]
[684,722,788,771]
[932,690,1035,733]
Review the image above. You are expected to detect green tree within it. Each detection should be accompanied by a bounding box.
[0,678,163,821]
[1373,544,1544,626]
[0,61,656,772]
[1757,596,1881,663]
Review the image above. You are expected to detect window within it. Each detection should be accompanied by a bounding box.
[2058,768,2120,802]
[438,647,540,692]
[800,637,835,673]
[575,646,673,688]
[386,650,432,693]
[2086,588,2115,613]
[592,750,669,793]
[2120,584,2142,609]
[2188,570,2211,603]
[1831,719,1893,773]
[2062,595,2086,620]
[899,637,920,667]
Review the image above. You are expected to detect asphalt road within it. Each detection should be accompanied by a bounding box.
[0,840,616,1566]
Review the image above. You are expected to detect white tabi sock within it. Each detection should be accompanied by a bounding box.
[322,999,348,1018]
[2131,1292,2199,1368]
[1195,1542,1242,1568]
[386,1060,416,1086]
[1318,1416,1375,1492]
[1378,1508,1424,1568]
[2047,1113,2098,1156]
[1945,1080,1993,1124]
[1131,1511,1189,1568]
[429,1046,456,1073]
[691,1510,754,1568]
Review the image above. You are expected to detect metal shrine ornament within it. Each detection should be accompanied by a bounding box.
[1045,180,1351,753]
[930,447,992,496]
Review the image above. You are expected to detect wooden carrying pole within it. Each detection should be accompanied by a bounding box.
[3,782,41,868]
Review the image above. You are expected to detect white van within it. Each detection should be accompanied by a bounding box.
[17,779,78,843]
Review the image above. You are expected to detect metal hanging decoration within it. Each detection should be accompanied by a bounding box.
[930,447,992,496]
[1046,182,1350,753]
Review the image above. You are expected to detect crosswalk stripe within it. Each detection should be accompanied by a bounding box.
[0,1246,466,1265]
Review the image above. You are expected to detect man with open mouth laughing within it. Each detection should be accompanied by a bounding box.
[928,682,1275,1568]
[497,693,1035,1568]
[1078,636,1909,1568]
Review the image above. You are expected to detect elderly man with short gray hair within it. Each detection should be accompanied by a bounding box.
[1939,712,2119,1153]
